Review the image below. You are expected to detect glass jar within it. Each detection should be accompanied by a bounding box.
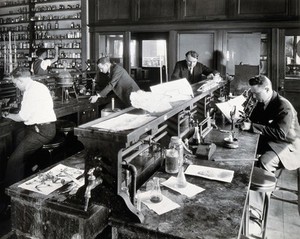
[169,136,183,166]
[165,148,179,174]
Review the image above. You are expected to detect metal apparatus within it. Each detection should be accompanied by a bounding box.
[74,81,225,223]
[3,31,18,75]
[57,69,78,102]
[240,89,257,122]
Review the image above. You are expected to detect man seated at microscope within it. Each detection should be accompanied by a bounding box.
[240,74,300,173]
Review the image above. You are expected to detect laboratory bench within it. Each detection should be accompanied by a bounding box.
[5,128,259,239]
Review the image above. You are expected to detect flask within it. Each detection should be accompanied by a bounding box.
[176,164,187,188]
[192,121,201,145]
[169,136,184,166]
[150,177,162,203]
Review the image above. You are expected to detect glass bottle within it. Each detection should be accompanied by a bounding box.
[55,20,59,29]
[47,22,51,29]
[150,177,162,203]
[165,147,179,174]
[169,136,183,166]
[192,120,201,145]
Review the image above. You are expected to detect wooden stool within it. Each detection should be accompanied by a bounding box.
[271,168,300,215]
[250,167,277,239]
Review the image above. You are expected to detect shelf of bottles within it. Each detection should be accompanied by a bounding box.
[31,0,82,70]
[0,0,82,72]
[0,0,31,70]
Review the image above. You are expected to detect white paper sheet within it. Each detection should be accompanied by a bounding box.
[130,90,173,114]
[150,78,194,101]
[185,165,234,183]
[161,176,205,197]
[215,94,246,122]
[139,190,180,215]
[91,113,156,131]
[18,164,84,195]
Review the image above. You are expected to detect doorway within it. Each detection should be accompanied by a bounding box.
[130,32,168,90]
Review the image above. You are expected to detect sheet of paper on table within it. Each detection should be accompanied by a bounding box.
[130,78,193,114]
[185,165,234,183]
[139,190,180,215]
[161,176,205,197]
[215,94,246,122]
[91,113,156,131]
[18,164,84,195]
[150,78,194,101]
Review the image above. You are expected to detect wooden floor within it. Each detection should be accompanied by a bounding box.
[249,169,300,239]
[1,169,299,239]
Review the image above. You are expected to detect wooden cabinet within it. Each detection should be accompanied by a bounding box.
[7,152,110,239]
[78,104,99,125]
[137,0,177,22]
[88,0,300,26]
[89,0,132,24]
[233,0,298,19]
[0,121,13,181]
[180,0,227,20]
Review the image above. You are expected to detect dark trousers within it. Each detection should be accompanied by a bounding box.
[4,123,56,188]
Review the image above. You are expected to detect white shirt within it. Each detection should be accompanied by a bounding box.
[19,80,56,125]
[30,59,52,73]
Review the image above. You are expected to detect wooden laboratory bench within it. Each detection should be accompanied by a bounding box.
[109,129,259,239]
[6,128,259,239]
[6,151,110,239]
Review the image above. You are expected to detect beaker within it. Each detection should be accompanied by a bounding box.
[150,177,162,203]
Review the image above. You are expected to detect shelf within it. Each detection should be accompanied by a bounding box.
[35,28,81,31]
[0,12,29,17]
[34,18,81,22]
[34,0,80,3]
[0,3,29,8]
[0,21,30,25]
[34,38,81,41]
[34,8,81,14]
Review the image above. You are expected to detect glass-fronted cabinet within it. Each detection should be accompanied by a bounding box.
[282,29,300,121]
[285,35,300,77]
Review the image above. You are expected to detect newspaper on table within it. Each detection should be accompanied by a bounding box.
[18,164,84,195]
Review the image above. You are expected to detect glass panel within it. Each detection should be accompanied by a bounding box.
[98,34,124,66]
[226,33,261,75]
[285,36,300,77]
[130,40,137,67]
[178,33,214,68]
[141,40,167,67]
